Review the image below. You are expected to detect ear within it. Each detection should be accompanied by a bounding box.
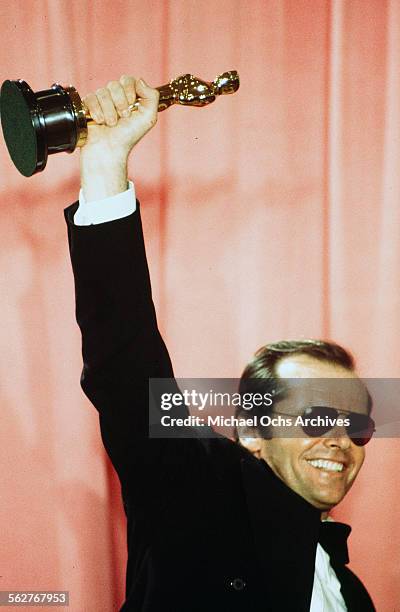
[238,435,263,459]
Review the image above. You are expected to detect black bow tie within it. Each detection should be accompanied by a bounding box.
[318,521,352,566]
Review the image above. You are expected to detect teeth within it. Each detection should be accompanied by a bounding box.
[307,459,344,472]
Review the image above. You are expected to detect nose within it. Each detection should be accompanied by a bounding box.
[323,425,351,450]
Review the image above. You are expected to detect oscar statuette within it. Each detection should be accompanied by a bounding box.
[0,71,240,177]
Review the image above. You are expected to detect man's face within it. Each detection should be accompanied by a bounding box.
[259,355,369,512]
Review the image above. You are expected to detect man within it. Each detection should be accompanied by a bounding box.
[65,75,376,611]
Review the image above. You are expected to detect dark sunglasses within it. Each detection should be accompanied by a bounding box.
[273,405,376,446]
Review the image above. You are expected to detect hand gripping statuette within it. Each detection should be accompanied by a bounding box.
[0,71,240,177]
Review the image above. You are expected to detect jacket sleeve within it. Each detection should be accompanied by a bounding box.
[64,200,180,484]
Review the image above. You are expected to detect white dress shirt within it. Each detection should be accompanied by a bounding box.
[311,542,347,611]
[74,184,348,611]
[74,181,136,225]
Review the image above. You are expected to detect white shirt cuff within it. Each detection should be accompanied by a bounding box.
[74,180,136,225]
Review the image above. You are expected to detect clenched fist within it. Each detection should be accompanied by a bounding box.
[80,75,159,202]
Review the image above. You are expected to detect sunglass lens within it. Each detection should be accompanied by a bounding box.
[302,407,375,446]
[347,414,375,446]
[301,406,338,437]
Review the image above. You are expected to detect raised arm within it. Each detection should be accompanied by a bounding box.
[65,76,174,479]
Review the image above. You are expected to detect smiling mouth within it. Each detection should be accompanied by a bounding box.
[306,459,345,473]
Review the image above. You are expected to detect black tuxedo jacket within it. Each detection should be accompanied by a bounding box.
[65,202,375,612]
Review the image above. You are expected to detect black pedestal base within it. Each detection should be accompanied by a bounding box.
[1,80,81,177]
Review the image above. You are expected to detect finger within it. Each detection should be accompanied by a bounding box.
[83,93,104,124]
[135,78,159,119]
[107,80,131,118]
[95,87,118,126]
[119,75,137,107]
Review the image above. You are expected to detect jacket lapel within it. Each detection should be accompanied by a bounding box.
[240,455,321,610]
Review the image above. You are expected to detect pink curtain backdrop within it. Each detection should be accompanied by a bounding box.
[1,0,399,609]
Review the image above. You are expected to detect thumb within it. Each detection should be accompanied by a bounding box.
[136,78,159,111]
